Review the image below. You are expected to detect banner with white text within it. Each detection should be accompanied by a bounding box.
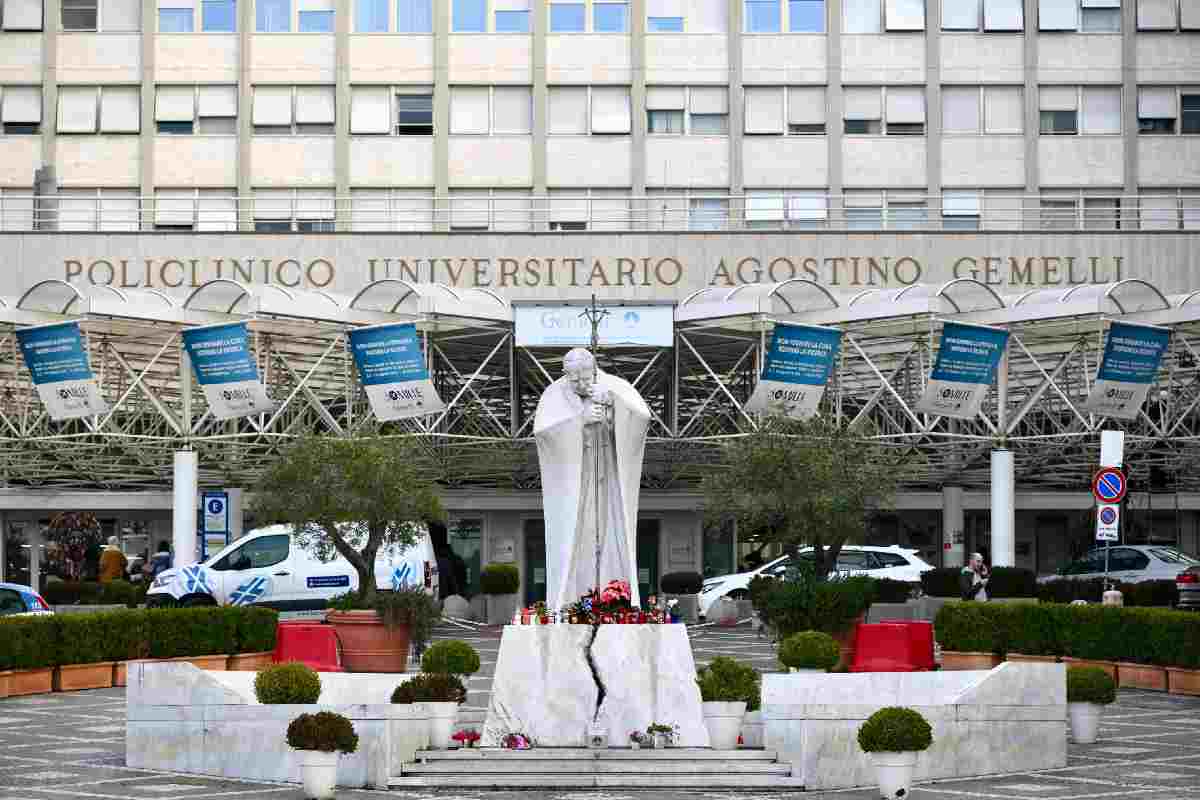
[745,324,842,419]
[1084,321,1170,420]
[16,321,109,421]
[915,322,1010,419]
[349,323,445,421]
[181,323,273,420]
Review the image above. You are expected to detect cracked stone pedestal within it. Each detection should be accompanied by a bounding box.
[483,624,709,748]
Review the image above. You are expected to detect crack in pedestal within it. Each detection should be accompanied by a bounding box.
[584,623,606,722]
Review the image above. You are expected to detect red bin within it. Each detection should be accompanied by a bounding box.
[273,621,344,672]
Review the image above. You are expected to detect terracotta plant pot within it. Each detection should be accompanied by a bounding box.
[55,662,116,692]
[0,670,10,699]
[171,655,230,671]
[227,651,275,671]
[113,662,128,687]
[1062,657,1117,681]
[1166,667,1200,696]
[8,668,54,697]
[327,609,411,672]
[941,651,1001,671]
[1006,653,1059,664]
[1118,662,1167,692]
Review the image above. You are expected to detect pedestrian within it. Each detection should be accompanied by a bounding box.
[149,541,173,577]
[959,552,989,601]
[98,536,128,583]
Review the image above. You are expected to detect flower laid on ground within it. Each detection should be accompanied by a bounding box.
[451,728,481,747]
[502,732,533,750]
[628,730,648,745]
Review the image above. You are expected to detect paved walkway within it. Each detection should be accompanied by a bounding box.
[1,624,1198,799]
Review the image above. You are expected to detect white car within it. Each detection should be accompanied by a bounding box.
[699,545,935,618]
[146,524,438,610]
[1042,545,1199,584]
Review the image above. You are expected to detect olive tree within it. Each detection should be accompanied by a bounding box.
[253,436,445,603]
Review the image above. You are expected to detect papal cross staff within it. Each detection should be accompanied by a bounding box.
[578,294,610,604]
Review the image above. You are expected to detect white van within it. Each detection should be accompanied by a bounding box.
[145,524,438,610]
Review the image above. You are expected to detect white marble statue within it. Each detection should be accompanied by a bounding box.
[534,347,651,611]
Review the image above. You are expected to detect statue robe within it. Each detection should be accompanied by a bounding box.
[534,370,651,612]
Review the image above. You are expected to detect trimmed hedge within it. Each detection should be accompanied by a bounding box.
[920,568,962,598]
[857,707,933,753]
[660,571,704,595]
[0,606,278,670]
[421,640,481,676]
[1067,666,1117,705]
[480,563,520,595]
[256,662,322,704]
[757,574,876,638]
[1038,578,1179,607]
[920,567,1038,599]
[871,578,916,604]
[778,631,840,671]
[935,601,1200,668]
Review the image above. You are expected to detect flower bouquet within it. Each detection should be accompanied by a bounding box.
[502,732,533,750]
[451,728,481,748]
[628,730,648,750]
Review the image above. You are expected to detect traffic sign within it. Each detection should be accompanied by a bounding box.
[1092,467,1127,504]
[1096,503,1120,541]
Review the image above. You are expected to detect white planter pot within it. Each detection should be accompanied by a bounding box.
[298,750,339,800]
[701,701,747,750]
[1068,702,1103,744]
[870,751,919,800]
[426,702,460,750]
[788,667,825,673]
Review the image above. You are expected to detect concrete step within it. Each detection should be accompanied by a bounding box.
[404,760,791,775]
[414,748,778,761]
[389,774,807,789]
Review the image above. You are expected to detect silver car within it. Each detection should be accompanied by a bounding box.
[1046,545,1199,584]
[1177,565,1200,610]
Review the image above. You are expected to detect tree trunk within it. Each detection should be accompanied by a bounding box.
[359,564,378,605]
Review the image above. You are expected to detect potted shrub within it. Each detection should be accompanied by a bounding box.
[1066,666,1116,744]
[420,640,481,679]
[695,656,760,750]
[3,616,57,695]
[857,707,933,800]
[779,630,840,673]
[758,569,875,669]
[391,672,467,749]
[256,662,323,704]
[325,586,440,673]
[481,564,521,625]
[660,572,703,624]
[646,722,678,749]
[286,711,359,800]
[253,436,445,673]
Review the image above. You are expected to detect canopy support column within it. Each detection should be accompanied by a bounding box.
[173,450,198,567]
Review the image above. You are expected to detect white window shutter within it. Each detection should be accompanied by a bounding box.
[942,0,980,29]
[942,88,980,133]
[197,190,237,231]
[1138,87,1177,118]
[299,0,333,8]
[492,190,533,231]
[100,190,140,231]
[2,0,43,29]
[1140,195,1178,230]
[745,191,785,221]
[984,86,1023,132]
[589,190,629,231]
[392,190,434,230]
[155,86,195,121]
[647,0,683,14]
[492,86,532,134]
[843,0,882,31]
[450,86,490,134]
[100,86,141,132]
[198,85,237,117]
[295,86,335,123]
[548,86,588,134]
[590,86,631,133]
[296,190,335,219]
[886,88,925,122]
[689,0,727,30]
[787,86,825,125]
[2,86,42,123]
[350,86,390,133]
[787,192,828,220]
[1039,86,1078,111]
[155,190,196,225]
[254,86,294,125]
[254,190,293,219]
[494,0,529,8]
[1137,0,1176,28]
[57,87,98,133]
[548,190,590,222]
[451,192,490,227]
[1080,0,1118,7]
[351,190,388,231]
[689,86,728,114]
[943,191,981,216]
[59,190,99,231]
[844,191,883,207]
[744,86,784,132]
[844,86,882,119]
[1081,87,1121,134]
[984,0,1023,29]
[102,0,141,29]
[646,86,686,109]
[1038,0,1077,29]
[884,0,924,30]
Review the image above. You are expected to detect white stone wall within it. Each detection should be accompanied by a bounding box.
[155,137,239,188]
[56,34,142,84]
[155,36,240,83]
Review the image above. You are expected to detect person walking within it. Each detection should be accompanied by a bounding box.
[149,541,173,577]
[98,536,128,583]
[959,552,990,601]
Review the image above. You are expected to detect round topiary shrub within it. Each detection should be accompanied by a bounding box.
[778,631,841,671]
[286,711,359,753]
[480,564,520,595]
[695,655,761,704]
[660,572,704,595]
[857,707,934,753]
[255,661,322,704]
[391,672,467,704]
[421,640,481,676]
[1067,666,1116,705]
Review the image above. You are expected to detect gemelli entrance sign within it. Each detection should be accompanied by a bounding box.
[16,320,109,421]
[915,322,1010,419]
[1083,321,1170,420]
[181,322,274,420]
[745,324,842,419]
[348,323,445,421]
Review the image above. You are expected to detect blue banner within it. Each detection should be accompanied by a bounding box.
[916,322,1010,419]
[746,324,842,418]
[349,324,445,420]
[181,323,272,419]
[16,321,109,420]
[1085,322,1170,419]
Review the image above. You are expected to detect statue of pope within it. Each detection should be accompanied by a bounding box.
[534,348,652,612]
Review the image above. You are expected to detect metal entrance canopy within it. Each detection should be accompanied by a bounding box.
[3,277,1200,493]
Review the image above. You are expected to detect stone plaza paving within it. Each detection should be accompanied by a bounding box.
[2,624,1199,800]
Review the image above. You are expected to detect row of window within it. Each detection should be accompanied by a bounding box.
[2,0,1198,33]
[2,187,1196,232]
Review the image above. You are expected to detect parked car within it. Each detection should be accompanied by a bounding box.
[1040,545,1199,585]
[0,581,54,617]
[699,545,934,618]
[1177,565,1200,610]
[145,524,438,610]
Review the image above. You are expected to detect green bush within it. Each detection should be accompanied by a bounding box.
[100,580,140,608]
[42,581,107,606]
[255,662,322,704]
[1038,578,1107,605]
[747,575,776,612]
[0,617,58,669]
[871,578,916,604]
[660,572,704,595]
[391,672,467,704]
[857,707,933,753]
[920,568,963,598]
[53,614,112,665]
[986,567,1038,599]
[778,631,840,671]
[480,563,520,595]
[421,640,481,676]
[237,607,280,653]
[695,656,761,705]
[758,569,875,639]
[1121,580,1178,608]
[1067,666,1116,705]
[286,711,358,754]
